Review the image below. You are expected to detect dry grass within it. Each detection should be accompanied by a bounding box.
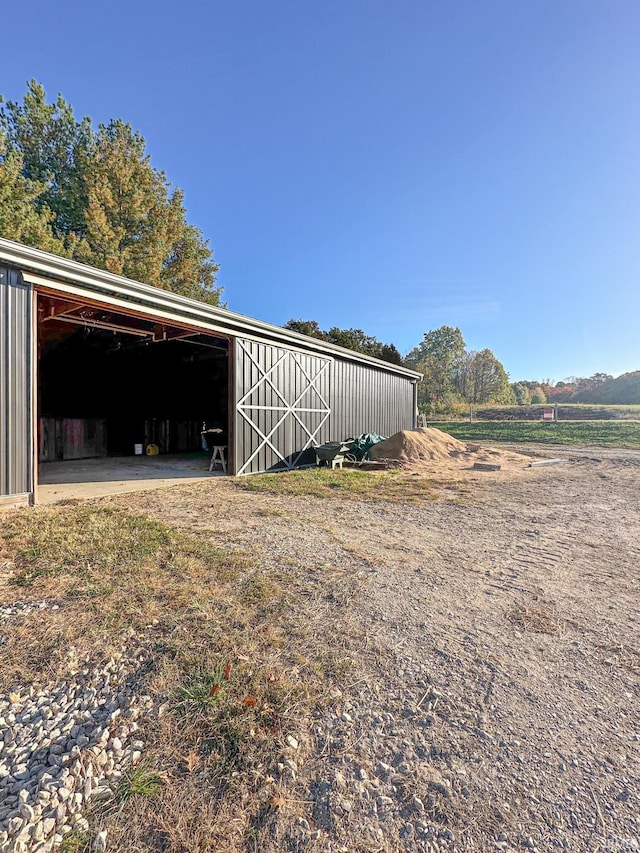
[235,467,444,502]
[0,504,248,687]
[0,499,368,852]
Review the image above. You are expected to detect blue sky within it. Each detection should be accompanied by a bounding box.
[2,0,639,382]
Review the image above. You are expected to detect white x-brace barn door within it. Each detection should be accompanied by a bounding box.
[234,338,331,475]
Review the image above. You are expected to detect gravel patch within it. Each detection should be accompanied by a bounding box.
[0,647,152,852]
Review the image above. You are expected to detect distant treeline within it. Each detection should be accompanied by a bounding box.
[284,322,640,408]
[543,372,640,405]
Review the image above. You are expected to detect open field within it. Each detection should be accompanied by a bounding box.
[468,405,640,422]
[1,446,639,852]
[429,420,640,448]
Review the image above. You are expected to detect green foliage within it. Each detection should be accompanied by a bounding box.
[572,371,640,405]
[512,382,532,405]
[456,348,515,404]
[0,132,67,254]
[407,327,512,408]
[1,80,91,238]
[284,318,324,338]
[177,663,229,711]
[0,80,221,304]
[59,832,92,853]
[543,374,640,405]
[283,319,403,365]
[117,766,165,802]
[405,325,466,369]
[530,385,547,404]
[406,326,466,405]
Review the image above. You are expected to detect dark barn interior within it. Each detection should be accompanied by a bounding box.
[37,295,229,463]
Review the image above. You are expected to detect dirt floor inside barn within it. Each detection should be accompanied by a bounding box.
[1,444,639,852]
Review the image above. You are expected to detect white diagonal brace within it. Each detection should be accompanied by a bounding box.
[237,342,290,409]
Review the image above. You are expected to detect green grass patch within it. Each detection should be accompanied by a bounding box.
[59,832,92,853]
[117,766,166,802]
[235,467,442,502]
[430,420,640,448]
[177,663,230,711]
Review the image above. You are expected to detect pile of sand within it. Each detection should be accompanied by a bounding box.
[369,428,468,465]
[368,428,532,476]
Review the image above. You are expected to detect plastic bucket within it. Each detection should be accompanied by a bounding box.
[134,444,144,455]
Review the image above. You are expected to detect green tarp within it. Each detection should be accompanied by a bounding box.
[345,432,387,461]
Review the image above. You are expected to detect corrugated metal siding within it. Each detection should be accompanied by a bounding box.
[234,338,416,474]
[329,360,415,441]
[234,338,331,474]
[0,266,33,498]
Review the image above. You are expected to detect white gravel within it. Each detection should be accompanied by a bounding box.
[0,647,151,853]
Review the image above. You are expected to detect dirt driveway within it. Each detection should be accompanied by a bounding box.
[113,446,639,852]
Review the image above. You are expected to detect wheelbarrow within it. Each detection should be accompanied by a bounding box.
[314,441,351,470]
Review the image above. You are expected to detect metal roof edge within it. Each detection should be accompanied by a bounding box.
[0,237,421,380]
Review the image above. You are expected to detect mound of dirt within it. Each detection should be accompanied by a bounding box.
[369,428,532,476]
[369,428,467,465]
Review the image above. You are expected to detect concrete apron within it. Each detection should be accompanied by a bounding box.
[37,453,222,505]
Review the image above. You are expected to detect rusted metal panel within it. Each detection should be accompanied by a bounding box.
[329,360,415,442]
[0,266,33,499]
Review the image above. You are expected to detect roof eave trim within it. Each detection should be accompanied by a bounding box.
[0,238,422,379]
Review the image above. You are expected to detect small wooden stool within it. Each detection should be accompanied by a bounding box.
[208,445,227,474]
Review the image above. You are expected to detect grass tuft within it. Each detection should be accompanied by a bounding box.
[59,831,92,853]
[118,765,167,802]
[177,662,229,711]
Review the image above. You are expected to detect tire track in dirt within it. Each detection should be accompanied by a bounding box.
[114,449,640,851]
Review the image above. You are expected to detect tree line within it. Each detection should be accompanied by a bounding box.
[284,321,516,407]
[285,320,640,408]
[284,320,403,365]
[526,373,640,406]
[403,326,515,408]
[3,84,635,405]
[0,80,221,304]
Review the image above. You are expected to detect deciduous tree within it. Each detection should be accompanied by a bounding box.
[405,325,466,404]
[456,349,514,404]
[511,381,532,405]
[283,319,402,365]
[284,319,324,338]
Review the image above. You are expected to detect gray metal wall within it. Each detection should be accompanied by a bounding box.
[234,337,415,474]
[0,266,33,500]
[234,338,332,474]
[329,359,415,441]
